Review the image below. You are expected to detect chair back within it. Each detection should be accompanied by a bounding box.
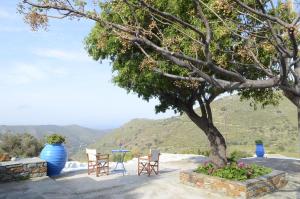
[150,149,160,162]
[86,148,97,161]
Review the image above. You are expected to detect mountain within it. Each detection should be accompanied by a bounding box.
[77,95,299,160]
[0,125,111,159]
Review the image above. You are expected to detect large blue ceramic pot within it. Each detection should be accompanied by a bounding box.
[40,144,67,176]
[255,144,265,157]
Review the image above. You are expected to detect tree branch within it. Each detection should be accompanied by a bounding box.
[138,0,206,43]
[233,0,290,27]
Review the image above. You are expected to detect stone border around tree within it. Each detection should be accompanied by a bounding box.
[0,157,47,183]
[180,169,287,198]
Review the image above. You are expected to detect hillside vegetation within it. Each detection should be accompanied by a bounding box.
[75,95,299,160]
[0,133,43,157]
[0,125,109,159]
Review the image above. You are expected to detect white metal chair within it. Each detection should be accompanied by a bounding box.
[86,148,109,177]
[138,149,160,176]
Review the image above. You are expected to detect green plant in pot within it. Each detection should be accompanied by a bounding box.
[255,140,264,158]
[40,133,67,176]
[46,134,66,144]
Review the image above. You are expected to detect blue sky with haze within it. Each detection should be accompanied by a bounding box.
[0,1,176,129]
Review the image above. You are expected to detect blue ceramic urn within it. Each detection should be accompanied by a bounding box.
[40,144,67,176]
[255,144,265,158]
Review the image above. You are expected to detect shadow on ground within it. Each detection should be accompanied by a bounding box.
[242,157,300,175]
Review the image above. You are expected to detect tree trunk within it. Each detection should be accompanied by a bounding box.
[298,107,300,153]
[207,126,227,168]
[185,108,227,168]
[283,91,300,154]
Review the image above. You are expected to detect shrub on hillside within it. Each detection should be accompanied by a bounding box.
[0,132,43,157]
[227,150,252,162]
[277,145,285,152]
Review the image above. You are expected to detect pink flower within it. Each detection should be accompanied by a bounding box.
[238,162,246,168]
[203,160,213,167]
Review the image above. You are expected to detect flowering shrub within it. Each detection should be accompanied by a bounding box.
[195,161,272,181]
[238,162,246,168]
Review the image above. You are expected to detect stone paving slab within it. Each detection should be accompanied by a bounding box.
[0,156,299,199]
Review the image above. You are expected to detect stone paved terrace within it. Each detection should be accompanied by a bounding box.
[0,154,299,199]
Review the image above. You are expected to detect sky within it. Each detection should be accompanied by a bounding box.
[0,1,176,129]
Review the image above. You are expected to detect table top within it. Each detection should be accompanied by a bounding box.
[111,149,130,153]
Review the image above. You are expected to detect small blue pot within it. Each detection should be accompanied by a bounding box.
[40,144,67,176]
[255,144,265,157]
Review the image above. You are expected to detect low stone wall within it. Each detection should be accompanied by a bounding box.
[180,169,287,198]
[0,157,47,183]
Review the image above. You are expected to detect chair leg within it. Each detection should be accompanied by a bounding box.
[138,162,148,176]
[88,163,91,175]
[138,163,142,175]
[153,166,158,175]
[96,166,99,177]
[107,161,109,175]
[138,159,140,176]
[148,162,159,175]
[147,163,151,176]
[102,162,109,175]
[154,162,159,175]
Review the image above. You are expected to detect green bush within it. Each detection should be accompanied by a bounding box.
[112,153,123,162]
[277,145,285,152]
[124,153,134,161]
[46,133,66,144]
[197,149,210,157]
[255,140,263,144]
[195,162,272,181]
[227,150,252,162]
[0,132,43,157]
[112,153,134,162]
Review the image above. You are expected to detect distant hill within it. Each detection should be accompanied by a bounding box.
[0,125,111,159]
[75,95,299,160]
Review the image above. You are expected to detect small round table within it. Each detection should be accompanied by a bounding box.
[111,149,130,175]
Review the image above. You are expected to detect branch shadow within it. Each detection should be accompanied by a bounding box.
[0,166,179,199]
[241,157,300,175]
